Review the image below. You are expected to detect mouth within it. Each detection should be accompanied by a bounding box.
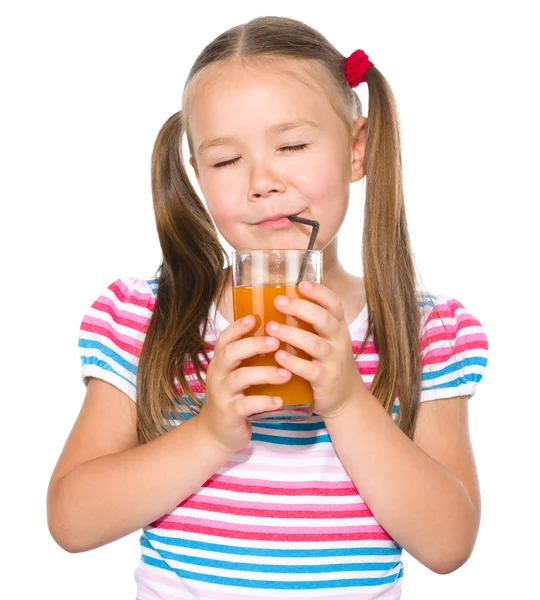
[254,211,304,229]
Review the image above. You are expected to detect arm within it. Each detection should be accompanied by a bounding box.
[323,389,480,575]
[47,378,232,553]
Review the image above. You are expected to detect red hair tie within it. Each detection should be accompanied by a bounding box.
[344,49,374,88]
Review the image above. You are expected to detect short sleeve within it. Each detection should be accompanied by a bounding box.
[419,294,489,402]
[78,277,156,402]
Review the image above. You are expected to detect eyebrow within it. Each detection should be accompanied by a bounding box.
[198,118,321,156]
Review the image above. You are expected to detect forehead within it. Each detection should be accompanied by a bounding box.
[188,60,333,152]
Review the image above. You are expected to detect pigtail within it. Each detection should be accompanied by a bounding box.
[136,110,229,443]
[359,68,422,438]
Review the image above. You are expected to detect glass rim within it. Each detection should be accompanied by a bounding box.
[231,248,322,257]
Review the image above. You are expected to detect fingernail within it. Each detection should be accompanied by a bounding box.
[301,281,312,291]
[242,315,252,325]
[265,336,277,346]
[278,368,289,377]
[276,296,289,306]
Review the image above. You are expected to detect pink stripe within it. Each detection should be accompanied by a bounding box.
[80,319,142,357]
[182,495,369,513]
[420,303,483,352]
[203,479,358,496]
[355,363,379,376]
[91,296,150,330]
[351,340,377,354]
[82,314,144,350]
[207,474,356,490]
[423,335,488,365]
[154,515,384,535]
[422,316,482,341]
[424,298,463,322]
[136,564,402,600]
[179,499,373,519]
[113,278,156,309]
[233,445,374,461]
[150,520,392,541]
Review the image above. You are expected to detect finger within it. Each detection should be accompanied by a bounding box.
[274,348,318,384]
[231,365,291,394]
[223,334,280,370]
[214,314,257,354]
[265,321,328,360]
[232,395,283,420]
[274,292,339,338]
[298,281,345,323]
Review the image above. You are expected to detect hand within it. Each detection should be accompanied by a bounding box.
[198,315,287,454]
[267,280,366,419]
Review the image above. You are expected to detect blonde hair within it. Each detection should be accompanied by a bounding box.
[137,15,424,443]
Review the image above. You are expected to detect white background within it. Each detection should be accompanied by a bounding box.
[1,1,538,598]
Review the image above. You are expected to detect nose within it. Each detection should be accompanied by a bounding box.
[248,162,286,199]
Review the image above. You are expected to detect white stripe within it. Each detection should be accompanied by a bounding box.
[214,468,351,482]
[167,508,379,528]
[224,455,345,468]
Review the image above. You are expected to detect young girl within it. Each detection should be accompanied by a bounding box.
[47,15,489,599]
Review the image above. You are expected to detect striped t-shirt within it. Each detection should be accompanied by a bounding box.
[78,277,489,599]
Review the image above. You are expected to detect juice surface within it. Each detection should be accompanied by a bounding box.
[232,284,316,407]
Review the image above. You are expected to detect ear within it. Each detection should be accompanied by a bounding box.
[189,157,200,183]
[350,117,368,183]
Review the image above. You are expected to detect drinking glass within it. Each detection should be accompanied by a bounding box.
[231,249,322,422]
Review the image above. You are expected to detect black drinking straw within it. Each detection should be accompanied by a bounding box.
[286,215,320,285]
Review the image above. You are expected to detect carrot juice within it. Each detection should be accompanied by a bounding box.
[232,283,317,409]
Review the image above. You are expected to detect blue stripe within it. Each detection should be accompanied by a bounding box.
[141,537,399,574]
[178,394,201,407]
[143,531,402,557]
[141,554,403,589]
[253,421,326,431]
[80,355,135,388]
[251,432,331,445]
[418,293,437,308]
[422,372,483,392]
[422,356,487,381]
[79,338,137,375]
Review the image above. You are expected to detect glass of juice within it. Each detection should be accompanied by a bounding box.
[231,249,322,422]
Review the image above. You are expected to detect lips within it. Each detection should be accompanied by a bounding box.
[256,211,303,225]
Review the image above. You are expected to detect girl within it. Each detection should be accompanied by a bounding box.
[47,15,489,599]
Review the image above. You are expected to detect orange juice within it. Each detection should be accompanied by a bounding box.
[232,283,317,408]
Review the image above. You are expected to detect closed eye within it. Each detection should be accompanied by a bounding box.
[213,144,308,169]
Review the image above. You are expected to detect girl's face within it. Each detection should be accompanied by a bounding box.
[188,60,365,252]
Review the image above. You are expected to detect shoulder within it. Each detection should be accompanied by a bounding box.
[81,276,157,327]
[78,276,158,401]
[417,290,487,347]
[416,290,489,402]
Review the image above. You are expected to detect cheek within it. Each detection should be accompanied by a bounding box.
[294,154,347,207]
[199,177,240,221]
[207,202,239,233]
